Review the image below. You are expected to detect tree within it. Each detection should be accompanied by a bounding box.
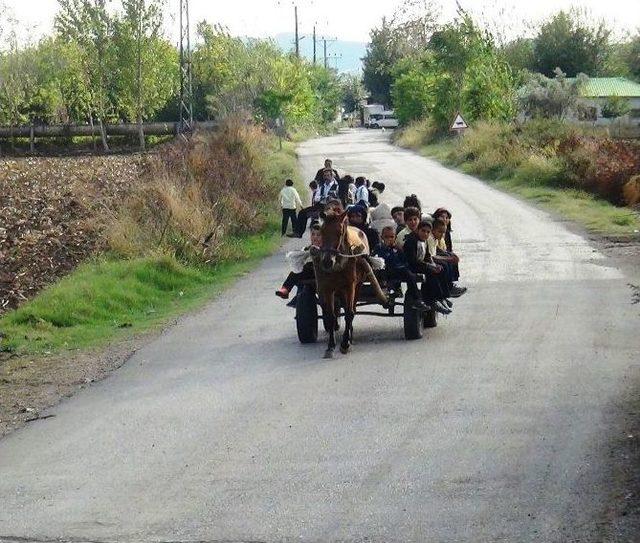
[624,33,640,80]
[601,96,631,119]
[518,69,588,119]
[391,67,434,124]
[56,0,115,150]
[532,10,611,77]
[115,0,170,149]
[340,74,366,113]
[362,19,404,106]
[502,38,535,73]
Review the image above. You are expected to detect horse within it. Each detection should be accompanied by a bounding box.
[310,211,388,359]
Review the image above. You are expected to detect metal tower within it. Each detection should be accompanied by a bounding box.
[178,0,193,133]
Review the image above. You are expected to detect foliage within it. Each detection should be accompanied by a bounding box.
[340,74,367,113]
[391,68,434,124]
[601,96,632,119]
[397,119,640,234]
[558,135,640,205]
[0,5,338,134]
[501,38,535,73]
[362,19,405,106]
[387,14,517,132]
[518,69,587,119]
[107,119,290,261]
[532,10,611,77]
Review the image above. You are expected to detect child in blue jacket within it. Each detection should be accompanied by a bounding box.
[373,226,426,310]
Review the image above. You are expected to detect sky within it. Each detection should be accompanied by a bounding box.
[2,0,639,46]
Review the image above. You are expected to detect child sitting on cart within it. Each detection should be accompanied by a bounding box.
[275,224,322,300]
[373,226,426,310]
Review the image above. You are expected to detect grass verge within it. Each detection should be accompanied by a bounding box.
[399,134,640,238]
[0,227,281,356]
[1,123,303,356]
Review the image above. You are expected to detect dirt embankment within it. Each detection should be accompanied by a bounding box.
[0,155,149,313]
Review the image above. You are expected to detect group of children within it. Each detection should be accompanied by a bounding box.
[276,164,467,315]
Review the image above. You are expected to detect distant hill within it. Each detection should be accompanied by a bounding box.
[273,33,366,74]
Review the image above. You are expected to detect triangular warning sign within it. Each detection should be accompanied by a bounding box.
[450,113,468,130]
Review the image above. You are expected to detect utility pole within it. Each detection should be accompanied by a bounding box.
[323,37,327,69]
[312,25,316,65]
[179,0,194,134]
[322,37,337,69]
[294,5,299,59]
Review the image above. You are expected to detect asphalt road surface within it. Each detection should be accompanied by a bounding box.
[1,130,638,543]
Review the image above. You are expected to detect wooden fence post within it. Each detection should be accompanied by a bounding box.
[30,124,35,153]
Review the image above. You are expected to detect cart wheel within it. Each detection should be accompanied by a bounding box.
[296,285,318,343]
[423,307,438,328]
[403,296,424,340]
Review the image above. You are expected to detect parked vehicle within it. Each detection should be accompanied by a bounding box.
[362,104,385,128]
[369,111,399,129]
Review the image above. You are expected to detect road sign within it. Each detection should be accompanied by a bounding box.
[450,113,469,131]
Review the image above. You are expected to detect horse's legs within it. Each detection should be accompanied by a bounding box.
[340,286,356,354]
[324,291,336,359]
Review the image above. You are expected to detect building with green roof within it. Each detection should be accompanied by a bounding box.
[569,77,640,125]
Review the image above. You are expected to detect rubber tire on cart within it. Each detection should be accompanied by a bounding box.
[403,295,424,340]
[423,307,438,328]
[296,285,318,343]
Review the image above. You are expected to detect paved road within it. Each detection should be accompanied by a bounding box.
[1,130,638,542]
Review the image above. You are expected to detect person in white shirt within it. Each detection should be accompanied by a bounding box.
[279,179,303,236]
[354,176,369,207]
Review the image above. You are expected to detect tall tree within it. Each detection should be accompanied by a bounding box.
[117,0,166,150]
[56,0,114,150]
[532,10,611,77]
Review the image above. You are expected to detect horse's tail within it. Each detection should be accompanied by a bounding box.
[359,256,389,306]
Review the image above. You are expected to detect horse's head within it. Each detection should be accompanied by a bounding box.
[314,211,348,273]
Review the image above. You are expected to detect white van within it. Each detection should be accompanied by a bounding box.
[369,111,399,129]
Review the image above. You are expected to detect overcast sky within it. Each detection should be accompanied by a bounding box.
[2,0,639,46]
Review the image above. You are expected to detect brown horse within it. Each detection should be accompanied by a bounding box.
[310,211,388,359]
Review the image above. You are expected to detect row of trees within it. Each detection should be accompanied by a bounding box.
[0,0,348,149]
[362,3,640,132]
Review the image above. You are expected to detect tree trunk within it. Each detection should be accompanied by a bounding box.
[89,112,97,151]
[137,114,145,151]
[136,4,145,151]
[98,117,109,152]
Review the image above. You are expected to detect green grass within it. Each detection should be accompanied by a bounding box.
[0,129,302,357]
[0,228,282,355]
[413,140,640,238]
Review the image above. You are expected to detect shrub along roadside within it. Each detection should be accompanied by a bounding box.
[0,123,301,356]
[394,120,640,238]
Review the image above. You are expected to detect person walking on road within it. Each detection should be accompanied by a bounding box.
[279,179,303,236]
[314,159,339,182]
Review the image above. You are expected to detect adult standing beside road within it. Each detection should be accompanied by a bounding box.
[314,159,339,183]
[279,179,303,236]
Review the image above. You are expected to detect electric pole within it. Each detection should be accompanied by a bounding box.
[323,37,327,69]
[312,25,316,65]
[179,0,194,134]
[322,37,337,69]
[294,5,299,59]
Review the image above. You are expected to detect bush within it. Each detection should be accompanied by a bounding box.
[451,121,523,177]
[514,154,565,186]
[107,118,284,263]
[394,119,438,148]
[558,135,640,205]
[623,175,640,207]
